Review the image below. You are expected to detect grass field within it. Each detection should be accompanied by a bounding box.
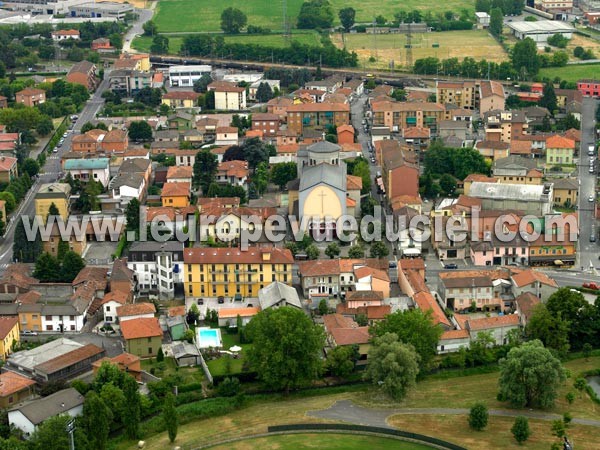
[332,30,508,69]
[121,356,600,450]
[539,63,600,83]
[208,433,435,449]
[132,31,321,54]
[140,357,203,384]
[205,332,251,376]
[153,0,473,33]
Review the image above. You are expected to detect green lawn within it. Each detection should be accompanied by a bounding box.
[539,63,600,83]
[208,433,435,449]
[153,0,473,33]
[141,356,204,384]
[132,32,321,55]
[205,330,252,377]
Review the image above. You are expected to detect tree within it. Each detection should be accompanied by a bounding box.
[526,304,570,356]
[574,46,584,58]
[370,241,389,259]
[348,245,365,258]
[325,242,340,259]
[270,162,297,190]
[128,121,153,142]
[351,158,372,194]
[326,345,358,378]
[22,158,40,178]
[29,415,74,450]
[242,137,270,171]
[122,375,141,439]
[61,251,85,283]
[305,244,320,260]
[338,7,356,32]
[163,392,178,443]
[193,73,213,93]
[150,35,170,54]
[297,0,334,29]
[511,38,540,77]
[364,333,420,400]
[33,252,60,282]
[318,298,328,315]
[370,309,443,371]
[490,8,503,37]
[0,192,16,214]
[375,15,386,25]
[83,391,112,450]
[157,347,165,362]
[193,149,218,193]
[467,331,495,366]
[511,416,530,444]
[255,82,274,102]
[246,307,325,392]
[217,377,241,397]
[439,173,457,196]
[125,198,141,238]
[539,82,557,113]
[186,303,200,325]
[81,121,108,133]
[498,340,567,408]
[220,7,247,34]
[142,20,158,36]
[253,161,269,196]
[13,215,42,262]
[423,142,488,180]
[35,116,54,136]
[468,403,489,431]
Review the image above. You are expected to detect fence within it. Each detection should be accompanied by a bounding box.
[198,351,213,384]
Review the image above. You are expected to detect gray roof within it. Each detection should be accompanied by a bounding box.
[299,163,346,192]
[111,172,144,190]
[306,140,341,154]
[128,241,184,253]
[166,316,185,329]
[42,303,79,316]
[119,158,151,174]
[258,281,302,310]
[493,155,537,170]
[7,338,83,372]
[155,129,179,139]
[507,20,574,34]
[552,178,578,190]
[10,388,84,425]
[470,182,549,201]
[441,276,492,288]
[172,342,200,359]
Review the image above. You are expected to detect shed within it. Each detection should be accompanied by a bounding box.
[171,342,200,367]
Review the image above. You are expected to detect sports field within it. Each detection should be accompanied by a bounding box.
[152,0,473,33]
[132,31,321,54]
[332,30,508,69]
[208,433,434,449]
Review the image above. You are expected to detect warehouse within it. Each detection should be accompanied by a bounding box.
[506,20,574,44]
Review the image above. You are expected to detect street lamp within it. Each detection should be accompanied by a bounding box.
[66,419,75,450]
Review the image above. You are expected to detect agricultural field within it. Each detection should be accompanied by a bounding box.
[152,0,474,33]
[132,31,321,54]
[331,30,509,70]
[539,63,600,83]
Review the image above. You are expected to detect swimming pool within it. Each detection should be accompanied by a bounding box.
[197,327,223,349]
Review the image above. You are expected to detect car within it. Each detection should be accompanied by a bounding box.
[590,166,595,173]
[70,115,78,121]
[52,148,58,153]
[62,132,68,138]
[21,330,38,336]
[217,296,225,304]
[591,234,597,243]
[444,263,458,269]
[589,194,595,202]
[56,143,62,148]
[197,298,204,305]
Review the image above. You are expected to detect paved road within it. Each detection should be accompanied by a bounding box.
[123,8,155,53]
[308,399,600,428]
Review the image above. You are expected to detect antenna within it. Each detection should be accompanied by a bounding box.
[405,22,413,69]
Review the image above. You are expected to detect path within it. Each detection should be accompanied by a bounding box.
[308,400,600,429]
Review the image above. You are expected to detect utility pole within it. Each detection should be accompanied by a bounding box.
[405,22,413,69]
[66,419,75,450]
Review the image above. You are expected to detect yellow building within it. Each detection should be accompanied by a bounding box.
[0,317,20,359]
[545,135,575,167]
[553,178,579,207]
[118,53,151,72]
[35,183,71,223]
[161,182,191,207]
[436,81,477,110]
[183,247,294,298]
[161,91,201,109]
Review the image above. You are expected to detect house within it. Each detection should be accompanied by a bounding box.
[64,158,110,187]
[51,29,80,41]
[92,353,142,381]
[511,268,559,299]
[460,314,521,346]
[576,79,600,98]
[168,111,195,131]
[100,290,128,323]
[117,302,156,322]
[91,37,113,51]
[162,91,201,109]
[372,100,445,134]
[66,60,97,91]
[127,241,184,299]
[492,155,542,185]
[258,281,302,310]
[0,317,19,359]
[436,81,477,110]
[0,372,35,409]
[70,129,104,153]
[35,183,71,223]
[484,110,528,143]
[8,388,84,437]
[438,271,501,312]
[413,291,453,330]
[166,315,186,340]
[110,172,146,204]
[101,129,128,154]
[322,314,370,365]
[336,124,354,145]
[161,182,191,207]
[267,97,293,121]
[218,307,260,327]
[475,11,490,29]
[354,266,391,299]
[475,140,510,162]
[216,160,248,190]
[469,234,529,267]
[184,247,294,299]
[110,258,137,298]
[15,88,46,107]
[479,81,505,114]
[208,81,247,110]
[120,317,163,357]
[0,156,18,183]
[251,113,280,137]
[166,166,193,184]
[286,103,350,135]
[109,69,153,96]
[306,76,343,94]
[171,341,201,366]
[215,126,239,146]
[515,292,541,327]
[552,178,578,207]
[545,135,575,167]
[42,219,87,258]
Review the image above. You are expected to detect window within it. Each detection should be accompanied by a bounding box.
[148,347,153,355]
[69,315,74,321]
[45,315,52,320]
[106,306,110,311]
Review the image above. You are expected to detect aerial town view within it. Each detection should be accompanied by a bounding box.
[0,0,599,448]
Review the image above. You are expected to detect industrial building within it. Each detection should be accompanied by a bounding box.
[506,20,574,43]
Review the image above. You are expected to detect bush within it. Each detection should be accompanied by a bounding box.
[217,377,241,397]
[468,403,488,431]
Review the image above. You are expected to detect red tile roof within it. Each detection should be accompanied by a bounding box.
[161,182,191,198]
[323,314,370,345]
[515,292,540,320]
[0,317,18,339]
[184,247,293,265]
[116,302,156,317]
[166,166,193,180]
[511,269,558,288]
[413,291,452,328]
[120,317,163,340]
[167,305,186,317]
[218,307,260,319]
[440,329,470,340]
[467,314,520,331]
[0,156,17,172]
[34,344,104,375]
[0,371,35,397]
[162,91,201,100]
[546,135,575,149]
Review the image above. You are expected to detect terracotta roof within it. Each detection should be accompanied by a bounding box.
[287,103,350,112]
[16,88,46,96]
[252,113,279,121]
[162,91,201,100]
[101,290,128,306]
[323,314,370,346]
[0,156,17,172]
[218,160,248,178]
[467,314,520,331]
[197,196,240,210]
[403,127,430,139]
[464,174,497,183]
[34,344,104,375]
[336,124,354,134]
[515,292,540,320]
[245,130,263,138]
[184,247,293,265]
[399,258,425,271]
[354,266,390,282]
[166,166,193,180]
[346,174,363,191]
[562,128,581,142]
[0,317,18,339]
[546,135,575,149]
[480,80,504,98]
[92,352,141,373]
[346,290,384,303]
[208,81,245,93]
[120,317,163,340]
[371,100,445,113]
[1,264,38,290]
[168,305,186,317]
[0,371,35,398]
[162,181,191,198]
[102,129,127,143]
[476,140,510,150]
[440,329,470,340]
[277,144,299,154]
[146,205,196,221]
[298,259,341,276]
[117,302,156,317]
[218,307,260,319]
[413,291,451,328]
[511,269,558,288]
[72,266,108,290]
[16,290,41,305]
[217,126,238,134]
[52,29,79,36]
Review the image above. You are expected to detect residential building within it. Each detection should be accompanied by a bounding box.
[323,314,370,365]
[267,97,293,121]
[127,241,184,299]
[216,160,248,190]
[161,91,201,109]
[515,292,541,327]
[492,155,542,185]
[161,182,191,207]
[120,317,164,358]
[577,79,600,98]
[70,129,104,153]
[0,97,7,109]
[15,88,45,107]
[0,317,19,359]
[42,220,87,257]
[0,156,18,183]
[166,166,193,184]
[546,135,575,166]
[100,290,128,323]
[109,69,152,96]
[479,80,505,114]
[475,11,490,28]
[183,247,294,299]
[336,124,354,145]
[51,29,79,41]
[168,65,212,87]
[66,60,97,91]
[286,103,350,135]
[35,183,71,223]
[101,128,128,154]
[528,230,577,266]
[457,314,521,345]
[484,110,528,143]
[110,258,137,298]
[438,272,501,312]
[91,37,113,51]
[0,372,35,409]
[512,268,559,298]
[371,100,445,134]
[64,158,110,187]
[92,353,142,381]
[305,76,343,94]
[215,126,239,146]
[218,307,260,327]
[438,329,470,354]
[475,140,510,162]
[8,388,84,437]
[208,81,247,110]
[470,235,529,266]
[251,113,280,137]
[436,81,477,110]
[552,178,578,207]
[468,181,553,216]
[116,302,156,322]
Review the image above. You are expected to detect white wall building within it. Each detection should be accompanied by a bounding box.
[169,65,212,87]
[507,20,575,44]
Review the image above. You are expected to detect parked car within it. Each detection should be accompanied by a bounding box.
[589,194,595,202]
[21,330,38,336]
[444,263,458,269]
[218,296,225,304]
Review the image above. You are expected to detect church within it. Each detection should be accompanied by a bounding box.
[287,141,362,236]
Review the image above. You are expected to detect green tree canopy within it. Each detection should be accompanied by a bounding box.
[61,251,85,283]
[220,7,247,34]
[33,252,60,282]
[468,402,489,431]
[270,162,297,190]
[163,392,178,443]
[511,38,540,78]
[325,242,340,259]
[539,82,557,113]
[128,121,153,141]
[193,149,218,193]
[82,390,112,450]
[490,8,503,37]
[424,141,489,180]
[326,345,359,378]
[511,416,531,444]
[525,303,570,356]
[338,7,356,32]
[297,0,334,29]
[246,307,325,392]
